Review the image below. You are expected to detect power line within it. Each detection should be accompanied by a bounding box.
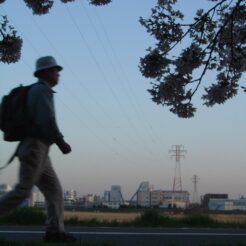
[78,2,164,154]
[79,0,140,117]
[57,96,150,167]
[65,4,159,160]
[73,2,166,163]
[91,4,167,153]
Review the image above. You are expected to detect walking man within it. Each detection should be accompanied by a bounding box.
[0,56,76,242]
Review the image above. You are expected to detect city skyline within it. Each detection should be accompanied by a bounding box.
[1,1,245,200]
[0,181,238,211]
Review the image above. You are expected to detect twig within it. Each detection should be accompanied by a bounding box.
[190,0,242,98]
[165,0,228,54]
[0,28,5,37]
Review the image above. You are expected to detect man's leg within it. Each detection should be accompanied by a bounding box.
[0,138,49,215]
[36,157,64,233]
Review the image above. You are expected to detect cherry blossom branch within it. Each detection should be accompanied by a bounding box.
[165,0,228,55]
[0,28,4,37]
[189,0,243,99]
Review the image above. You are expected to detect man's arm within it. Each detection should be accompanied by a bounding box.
[28,84,71,154]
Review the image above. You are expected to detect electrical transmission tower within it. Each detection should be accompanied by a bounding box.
[169,145,186,192]
[192,174,199,204]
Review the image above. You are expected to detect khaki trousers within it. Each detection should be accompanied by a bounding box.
[0,137,64,233]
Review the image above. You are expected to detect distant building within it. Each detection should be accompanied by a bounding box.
[103,191,110,203]
[159,190,189,209]
[137,182,151,207]
[150,190,164,207]
[20,190,37,208]
[172,191,189,208]
[130,181,189,208]
[103,185,124,209]
[209,198,246,211]
[64,189,77,202]
[79,194,95,208]
[201,193,228,208]
[93,195,102,207]
[149,189,190,208]
[0,184,12,197]
[110,185,124,203]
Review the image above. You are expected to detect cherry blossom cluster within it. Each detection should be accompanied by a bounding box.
[23,0,54,15]
[22,0,112,15]
[89,0,112,6]
[139,0,246,118]
[0,16,23,64]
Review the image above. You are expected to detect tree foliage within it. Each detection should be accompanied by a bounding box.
[0,0,111,64]
[0,15,22,63]
[139,0,246,118]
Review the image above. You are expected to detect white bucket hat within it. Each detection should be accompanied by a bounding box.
[34,56,63,77]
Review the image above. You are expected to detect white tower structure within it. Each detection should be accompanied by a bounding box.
[192,174,199,204]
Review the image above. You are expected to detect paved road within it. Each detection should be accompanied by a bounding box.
[1,226,246,245]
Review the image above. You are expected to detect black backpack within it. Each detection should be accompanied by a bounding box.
[0,84,33,142]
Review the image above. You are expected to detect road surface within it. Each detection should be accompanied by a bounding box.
[1,226,246,245]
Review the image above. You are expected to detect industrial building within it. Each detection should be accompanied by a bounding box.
[201,193,228,208]
[209,198,246,211]
[103,185,124,209]
[129,181,151,207]
[150,190,164,207]
[137,182,151,207]
[130,182,189,208]
[160,190,190,209]
[150,190,189,209]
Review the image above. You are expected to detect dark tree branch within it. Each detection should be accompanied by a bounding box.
[0,28,4,37]
[165,0,228,55]
[190,0,243,99]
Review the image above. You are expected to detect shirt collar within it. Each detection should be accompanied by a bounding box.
[38,79,56,93]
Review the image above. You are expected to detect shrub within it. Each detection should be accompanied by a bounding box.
[0,208,45,225]
[181,214,218,227]
[134,209,175,227]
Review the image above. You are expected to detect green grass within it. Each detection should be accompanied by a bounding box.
[180,214,220,227]
[134,209,177,227]
[0,208,245,228]
[0,208,45,225]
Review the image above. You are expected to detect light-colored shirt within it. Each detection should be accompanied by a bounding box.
[27,80,63,144]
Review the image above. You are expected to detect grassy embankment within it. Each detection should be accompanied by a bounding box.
[1,208,246,228]
[1,209,246,245]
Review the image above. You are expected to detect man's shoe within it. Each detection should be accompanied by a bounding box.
[43,232,77,243]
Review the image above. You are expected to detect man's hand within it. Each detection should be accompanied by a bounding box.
[57,139,72,154]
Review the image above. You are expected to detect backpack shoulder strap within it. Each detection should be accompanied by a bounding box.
[0,143,20,171]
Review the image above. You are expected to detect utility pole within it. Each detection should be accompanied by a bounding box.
[192,174,199,204]
[169,145,186,208]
